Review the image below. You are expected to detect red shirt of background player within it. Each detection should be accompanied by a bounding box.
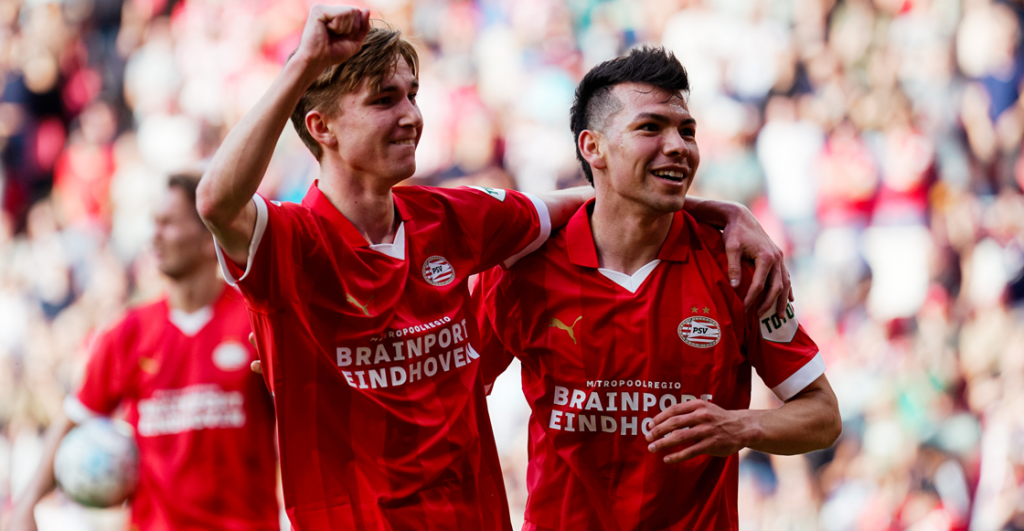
[477,202,824,531]
[217,182,549,530]
[68,287,279,531]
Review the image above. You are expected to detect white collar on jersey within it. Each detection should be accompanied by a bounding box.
[367,221,405,260]
[597,260,661,294]
[169,306,213,337]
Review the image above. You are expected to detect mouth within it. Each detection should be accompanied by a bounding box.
[650,169,688,184]
[391,139,416,146]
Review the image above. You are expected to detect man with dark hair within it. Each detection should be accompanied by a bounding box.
[9,175,279,531]
[477,46,841,529]
[198,7,793,530]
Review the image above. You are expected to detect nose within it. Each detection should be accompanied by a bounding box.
[398,96,423,131]
[663,129,687,158]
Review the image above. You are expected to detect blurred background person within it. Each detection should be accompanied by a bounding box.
[4,176,279,531]
[0,0,1022,529]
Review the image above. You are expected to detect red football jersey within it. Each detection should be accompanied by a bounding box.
[216,183,549,530]
[68,287,279,531]
[476,201,824,531]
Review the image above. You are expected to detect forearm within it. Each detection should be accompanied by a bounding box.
[11,416,75,517]
[743,386,841,455]
[683,196,742,230]
[538,186,594,228]
[197,57,319,228]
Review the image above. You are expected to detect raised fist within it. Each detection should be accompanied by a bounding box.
[295,5,372,75]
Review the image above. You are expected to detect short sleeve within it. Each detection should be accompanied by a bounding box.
[213,195,319,311]
[471,268,517,392]
[440,187,551,273]
[71,323,133,421]
[746,302,824,401]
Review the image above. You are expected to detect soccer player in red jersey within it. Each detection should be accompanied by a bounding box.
[197,6,795,530]
[9,175,279,531]
[476,48,842,530]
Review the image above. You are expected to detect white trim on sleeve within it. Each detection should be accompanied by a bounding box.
[214,195,269,286]
[771,352,826,401]
[63,395,104,424]
[503,192,552,268]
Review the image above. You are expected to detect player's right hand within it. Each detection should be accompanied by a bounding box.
[294,5,371,75]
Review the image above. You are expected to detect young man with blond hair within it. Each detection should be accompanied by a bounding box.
[198,6,791,529]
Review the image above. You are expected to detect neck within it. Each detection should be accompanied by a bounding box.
[167,263,223,313]
[318,162,398,245]
[590,197,674,276]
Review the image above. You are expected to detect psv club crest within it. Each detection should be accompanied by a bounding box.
[677,316,721,348]
[422,255,455,286]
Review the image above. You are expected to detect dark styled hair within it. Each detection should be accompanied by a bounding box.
[291,25,419,161]
[569,46,690,184]
[167,172,202,221]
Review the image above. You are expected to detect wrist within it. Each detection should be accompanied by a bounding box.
[740,409,767,450]
[283,52,326,89]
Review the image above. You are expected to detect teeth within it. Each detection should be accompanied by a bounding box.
[652,170,685,179]
[392,140,415,145]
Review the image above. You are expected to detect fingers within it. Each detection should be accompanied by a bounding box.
[743,255,768,310]
[756,260,785,317]
[248,332,256,348]
[663,438,715,463]
[724,239,742,288]
[251,360,263,374]
[312,5,370,36]
[648,400,702,435]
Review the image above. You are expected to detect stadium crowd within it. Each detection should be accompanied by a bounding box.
[0,0,1022,529]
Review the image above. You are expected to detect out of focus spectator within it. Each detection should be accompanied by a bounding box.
[1,0,1023,530]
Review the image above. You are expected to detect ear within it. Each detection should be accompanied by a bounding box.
[305,110,337,151]
[578,130,607,172]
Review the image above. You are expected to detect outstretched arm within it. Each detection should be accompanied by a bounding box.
[6,416,76,531]
[684,197,791,318]
[196,5,370,265]
[645,374,841,463]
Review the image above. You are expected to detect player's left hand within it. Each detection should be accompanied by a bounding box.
[721,203,792,319]
[645,399,758,464]
[248,333,263,374]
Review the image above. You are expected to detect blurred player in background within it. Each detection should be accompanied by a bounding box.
[198,5,792,530]
[8,175,279,531]
[476,48,842,530]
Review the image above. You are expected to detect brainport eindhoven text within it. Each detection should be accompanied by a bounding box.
[547,385,713,437]
[335,317,477,389]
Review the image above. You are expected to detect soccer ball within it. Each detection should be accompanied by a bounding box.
[54,419,139,508]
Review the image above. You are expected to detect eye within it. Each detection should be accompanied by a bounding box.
[408,92,418,103]
[374,96,393,105]
[639,123,659,132]
[681,127,696,137]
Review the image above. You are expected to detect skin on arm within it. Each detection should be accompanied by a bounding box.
[196,5,371,264]
[645,374,841,463]
[6,416,76,531]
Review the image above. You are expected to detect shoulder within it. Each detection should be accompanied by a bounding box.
[94,297,166,347]
[397,186,523,212]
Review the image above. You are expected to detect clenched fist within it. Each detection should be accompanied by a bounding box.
[294,5,372,77]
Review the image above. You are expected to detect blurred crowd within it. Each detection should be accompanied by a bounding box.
[0,0,1023,529]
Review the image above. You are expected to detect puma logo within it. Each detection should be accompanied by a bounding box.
[550,316,583,345]
[346,293,372,317]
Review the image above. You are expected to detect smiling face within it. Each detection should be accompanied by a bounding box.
[584,82,699,215]
[321,58,423,184]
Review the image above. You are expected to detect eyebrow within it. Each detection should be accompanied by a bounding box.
[376,80,419,95]
[633,112,697,127]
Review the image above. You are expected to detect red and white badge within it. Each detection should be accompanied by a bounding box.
[422,256,455,286]
[677,316,721,348]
